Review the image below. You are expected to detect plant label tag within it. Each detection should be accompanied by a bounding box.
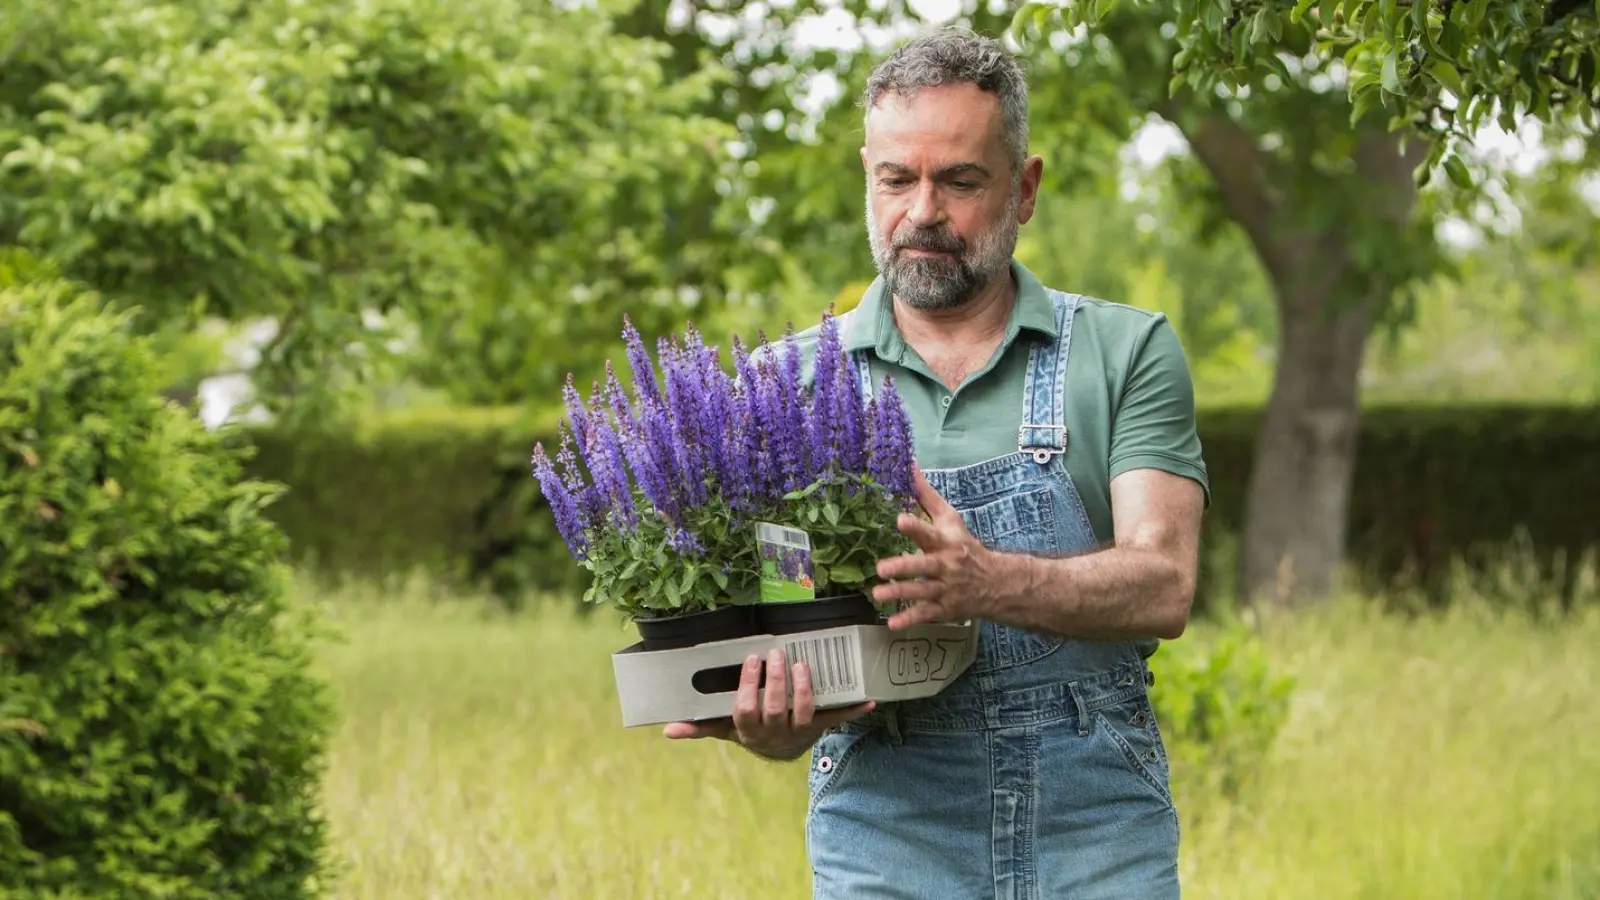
[756,522,816,603]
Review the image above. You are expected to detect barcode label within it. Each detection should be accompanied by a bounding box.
[785,633,860,697]
[757,522,810,550]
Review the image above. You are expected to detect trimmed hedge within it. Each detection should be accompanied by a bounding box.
[241,404,587,602]
[2,263,333,896]
[239,403,1600,608]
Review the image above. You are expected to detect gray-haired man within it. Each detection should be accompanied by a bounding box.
[667,27,1208,899]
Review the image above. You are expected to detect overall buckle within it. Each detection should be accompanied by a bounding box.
[1017,424,1066,465]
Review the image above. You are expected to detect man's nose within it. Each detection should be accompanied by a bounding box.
[907,180,945,228]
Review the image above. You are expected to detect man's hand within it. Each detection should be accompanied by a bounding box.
[871,465,1004,630]
[662,649,876,759]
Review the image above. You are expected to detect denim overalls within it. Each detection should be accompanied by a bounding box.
[807,290,1181,899]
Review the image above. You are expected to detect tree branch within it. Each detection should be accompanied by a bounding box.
[1161,104,1288,285]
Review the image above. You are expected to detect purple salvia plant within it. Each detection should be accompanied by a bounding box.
[584,391,636,531]
[747,353,780,506]
[838,350,869,478]
[870,374,917,508]
[728,336,764,512]
[668,525,706,556]
[693,337,733,496]
[660,337,708,508]
[531,439,588,560]
[776,337,810,493]
[562,374,592,464]
[809,312,844,475]
[609,362,674,523]
[638,393,684,523]
[621,315,662,406]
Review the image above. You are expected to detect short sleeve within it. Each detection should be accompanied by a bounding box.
[1108,315,1210,506]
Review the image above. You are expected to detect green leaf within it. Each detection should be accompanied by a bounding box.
[829,563,865,584]
[1443,154,1472,190]
[1350,84,1382,124]
[823,501,841,527]
[1381,52,1402,94]
[1429,59,1465,98]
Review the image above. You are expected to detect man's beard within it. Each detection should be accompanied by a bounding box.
[866,188,1020,312]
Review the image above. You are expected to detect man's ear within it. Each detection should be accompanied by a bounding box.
[1018,156,1045,224]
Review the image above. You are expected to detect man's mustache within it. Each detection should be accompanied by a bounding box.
[893,228,964,254]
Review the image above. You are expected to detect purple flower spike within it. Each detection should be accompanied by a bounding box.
[562,373,591,464]
[810,312,843,475]
[660,337,706,506]
[776,338,809,493]
[870,374,916,507]
[839,350,868,476]
[669,526,706,557]
[612,363,674,520]
[532,440,587,560]
[584,390,636,531]
[621,315,661,406]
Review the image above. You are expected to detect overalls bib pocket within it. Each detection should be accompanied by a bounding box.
[957,482,1068,673]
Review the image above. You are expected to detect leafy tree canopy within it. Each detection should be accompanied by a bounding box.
[0,0,776,416]
[1012,0,1600,186]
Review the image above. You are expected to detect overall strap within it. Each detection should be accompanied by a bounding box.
[1018,290,1082,465]
[852,349,875,400]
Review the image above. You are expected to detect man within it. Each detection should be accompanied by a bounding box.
[665,27,1208,899]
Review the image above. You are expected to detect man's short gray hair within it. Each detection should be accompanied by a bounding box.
[862,28,1030,176]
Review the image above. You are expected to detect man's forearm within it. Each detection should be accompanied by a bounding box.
[984,545,1193,641]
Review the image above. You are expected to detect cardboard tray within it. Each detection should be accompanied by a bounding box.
[611,619,979,728]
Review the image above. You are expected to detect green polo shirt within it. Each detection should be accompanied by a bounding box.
[778,259,1209,546]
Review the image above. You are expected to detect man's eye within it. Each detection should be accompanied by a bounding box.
[950,181,976,190]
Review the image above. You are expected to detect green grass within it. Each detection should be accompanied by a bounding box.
[303,574,1600,899]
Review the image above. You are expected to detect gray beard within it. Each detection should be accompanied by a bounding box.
[866,188,1021,311]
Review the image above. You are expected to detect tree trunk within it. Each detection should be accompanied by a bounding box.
[1239,277,1376,604]
[1173,113,1430,606]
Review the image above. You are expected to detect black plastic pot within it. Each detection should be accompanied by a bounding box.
[757,592,883,635]
[634,604,760,651]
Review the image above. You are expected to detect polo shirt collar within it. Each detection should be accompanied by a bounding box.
[841,259,1057,360]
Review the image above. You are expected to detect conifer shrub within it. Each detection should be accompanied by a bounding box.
[0,253,335,898]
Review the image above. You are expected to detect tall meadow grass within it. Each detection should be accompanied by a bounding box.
[302,570,1599,899]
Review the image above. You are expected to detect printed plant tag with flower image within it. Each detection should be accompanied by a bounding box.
[756,522,816,603]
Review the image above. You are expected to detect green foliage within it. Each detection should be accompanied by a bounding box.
[1150,615,1296,797]
[778,474,918,595]
[579,492,763,617]
[0,257,334,896]
[243,403,582,605]
[0,0,771,417]
[1011,0,1600,185]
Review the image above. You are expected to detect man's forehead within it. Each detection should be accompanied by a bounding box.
[864,85,1004,162]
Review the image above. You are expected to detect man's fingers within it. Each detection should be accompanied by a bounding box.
[790,661,815,729]
[912,464,961,525]
[762,649,789,725]
[812,700,877,730]
[731,653,763,728]
[663,718,734,740]
[872,575,944,605]
[876,551,943,583]
[896,513,945,552]
[887,600,946,630]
